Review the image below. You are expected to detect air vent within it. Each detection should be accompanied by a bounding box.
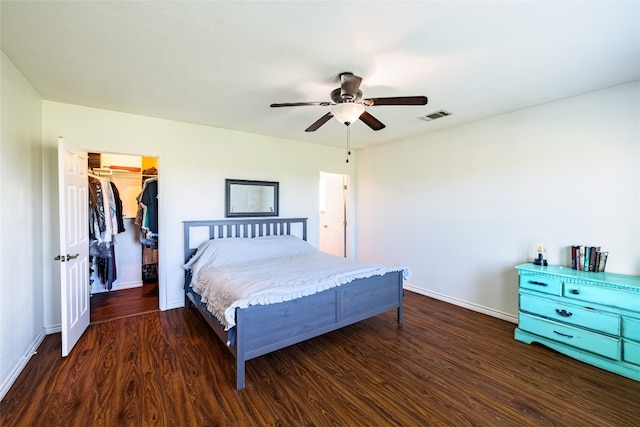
[419,110,452,122]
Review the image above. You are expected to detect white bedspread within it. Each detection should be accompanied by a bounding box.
[184,236,410,330]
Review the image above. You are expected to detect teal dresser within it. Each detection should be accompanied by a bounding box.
[515,263,640,381]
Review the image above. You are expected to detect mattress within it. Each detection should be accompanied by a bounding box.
[184,235,409,329]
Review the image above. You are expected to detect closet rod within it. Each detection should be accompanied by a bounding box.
[88,171,111,179]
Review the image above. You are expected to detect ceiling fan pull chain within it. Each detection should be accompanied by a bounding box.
[345,125,351,163]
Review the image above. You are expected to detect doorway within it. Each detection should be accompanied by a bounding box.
[319,172,349,257]
[87,152,159,323]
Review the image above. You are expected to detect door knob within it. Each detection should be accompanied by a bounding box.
[66,253,80,261]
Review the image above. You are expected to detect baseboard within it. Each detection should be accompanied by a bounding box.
[166,299,185,310]
[91,280,143,294]
[403,284,518,324]
[45,324,62,334]
[0,329,46,401]
[111,280,143,291]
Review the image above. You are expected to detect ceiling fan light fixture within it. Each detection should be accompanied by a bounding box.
[331,102,365,125]
[271,72,427,133]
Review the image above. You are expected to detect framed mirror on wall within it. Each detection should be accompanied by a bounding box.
[225,179,279,217]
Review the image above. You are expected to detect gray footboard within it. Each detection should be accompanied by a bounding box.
[233,271,403,389]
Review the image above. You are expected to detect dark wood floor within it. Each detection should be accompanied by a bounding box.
[2,291,638,426]
[90,281,158,323]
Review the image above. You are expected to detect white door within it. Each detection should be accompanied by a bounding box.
[57,137,90,356]
[319,173,347,257]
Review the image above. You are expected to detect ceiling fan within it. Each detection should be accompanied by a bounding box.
[270,72,428,132]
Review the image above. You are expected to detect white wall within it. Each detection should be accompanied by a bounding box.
[0,51,45,398]
[356,83,640,322]
[41,102,355,329]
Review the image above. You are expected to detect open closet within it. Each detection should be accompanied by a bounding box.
[88,152,159,322]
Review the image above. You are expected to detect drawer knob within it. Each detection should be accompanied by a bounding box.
[528,280,548,287]
[570,289,580,295]
[555,309,573,317]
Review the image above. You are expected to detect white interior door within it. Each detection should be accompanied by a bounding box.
[319,173,346,257]
[57,137,90,356]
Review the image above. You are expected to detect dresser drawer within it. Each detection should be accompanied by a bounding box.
[563,283,640,312]
[518,313,621,360]
[623,317,640,341]
[623,340,640,365]
[520,274,563,296]
[519,294,620,336]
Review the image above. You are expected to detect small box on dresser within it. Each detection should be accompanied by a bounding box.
[515,263,640,381]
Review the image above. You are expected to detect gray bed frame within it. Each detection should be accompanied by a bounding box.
[183,217,403,390]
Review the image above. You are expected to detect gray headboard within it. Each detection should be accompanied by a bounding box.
[183,218,308,262]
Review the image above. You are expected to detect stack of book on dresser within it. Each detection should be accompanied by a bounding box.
[571,245,608,272]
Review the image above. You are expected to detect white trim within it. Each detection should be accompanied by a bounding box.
[91,280,143,294]
[403,283,518,324]
[112,280,144,291]
[166,299,185,310]
[46,324,62,334]
[157,164,167,312]
[0,329,46,401]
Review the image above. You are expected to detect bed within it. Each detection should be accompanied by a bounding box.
[183,217,406,390]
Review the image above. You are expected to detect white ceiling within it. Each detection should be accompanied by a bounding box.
[2,1,639,149]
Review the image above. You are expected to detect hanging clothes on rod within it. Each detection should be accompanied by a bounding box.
[137,168,159,281]
[140,177,158,236]
[88,174,125,290]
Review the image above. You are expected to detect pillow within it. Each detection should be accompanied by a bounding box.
[184,235,314,273]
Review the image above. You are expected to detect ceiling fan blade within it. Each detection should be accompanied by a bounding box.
[359,111,386,131]
[271,102,331,107]
[340,73,362,100]
[362,96,428,106]
[305,112,334,132]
